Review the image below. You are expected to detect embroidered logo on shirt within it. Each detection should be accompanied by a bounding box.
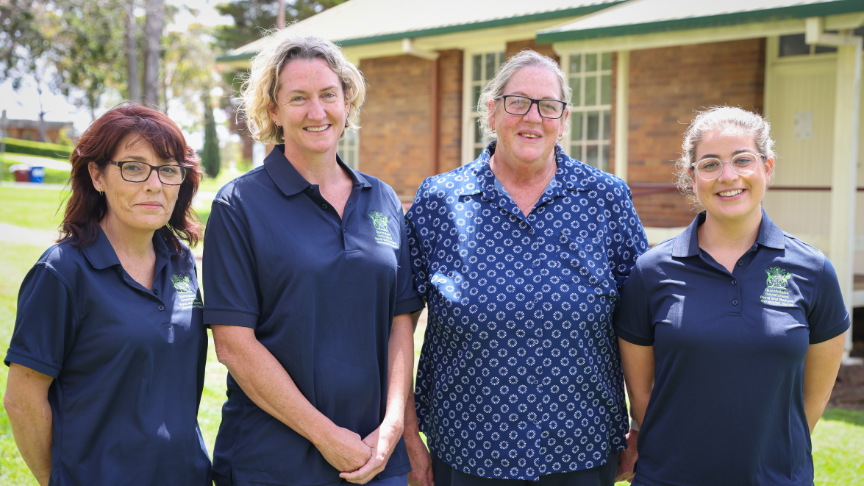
[369,211,398,248]
[171,274,203,309]
[760,266,794,306]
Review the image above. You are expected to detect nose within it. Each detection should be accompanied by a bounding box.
[306,97,326,120]
[717,161,738,182]
[144,167,163,191]
[523,101,543,122]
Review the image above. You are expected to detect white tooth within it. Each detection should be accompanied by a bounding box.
[719,189,743,197]
[306,125,328,132]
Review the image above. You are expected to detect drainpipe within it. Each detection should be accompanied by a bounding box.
[806,17,863,360]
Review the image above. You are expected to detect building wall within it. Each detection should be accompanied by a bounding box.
[627,38,766,227]
[437,49,464,175]
[360,54,435,199]
[4,128,65,144]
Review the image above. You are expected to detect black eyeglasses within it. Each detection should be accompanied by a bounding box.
[495,95,568,119]
[109,161,188,185]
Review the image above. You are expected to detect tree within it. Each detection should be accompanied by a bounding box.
[124,0,141,101]
[202,89,221,179]
[143,0,164,105]
[161,24,218,117]
[0,0,47,84]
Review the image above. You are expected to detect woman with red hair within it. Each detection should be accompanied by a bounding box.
[3,103,212,486]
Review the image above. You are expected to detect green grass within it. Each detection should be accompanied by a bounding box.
[1,189,863,485]
[1,155,70,185]
[0,186,68,231]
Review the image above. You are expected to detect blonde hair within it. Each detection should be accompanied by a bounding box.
[675,106,776,207]
[477,50,572,141]
[239,33,366,144]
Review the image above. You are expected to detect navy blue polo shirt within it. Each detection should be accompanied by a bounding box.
[615,210,850,486]
[5,229,211,486]
[203,146,424,486]
[406,141,648,480]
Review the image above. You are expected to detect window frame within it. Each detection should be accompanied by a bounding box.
[461,45,506,165]
[561,51,613,172]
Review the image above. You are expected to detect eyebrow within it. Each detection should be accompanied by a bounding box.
[697,149,756,160]
[285,85,340,95]
[119,155,178,164]
[507,91,559,100]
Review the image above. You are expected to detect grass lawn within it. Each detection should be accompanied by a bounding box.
[1,155,70,185]
[0,186,68,231]
[1,190,862,485]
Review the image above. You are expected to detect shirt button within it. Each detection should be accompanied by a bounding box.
[342,228,346,233]
[533,299,539,304]
[533,260,540,268]
[732,280,737,285]
[737,260,744,266]
[157,304,165,311]
[732,300,738,306]
[153,289,158,295]
[321,203,328,210]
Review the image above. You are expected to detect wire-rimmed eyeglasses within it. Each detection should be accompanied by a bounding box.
[495,95,568,119]
[691,152,765,181]
[109,160,188,185]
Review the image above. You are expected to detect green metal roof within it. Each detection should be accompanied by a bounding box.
[217,0,624,62]
[537,0,864,43]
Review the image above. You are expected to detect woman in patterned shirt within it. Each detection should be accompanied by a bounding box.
[404,50,648,486]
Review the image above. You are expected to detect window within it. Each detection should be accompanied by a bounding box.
[779,28,864,57]
[567,52,612,172]
[338,129,359,169]
[465,50,505,163]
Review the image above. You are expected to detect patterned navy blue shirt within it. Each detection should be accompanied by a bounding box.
[406,141,648,480]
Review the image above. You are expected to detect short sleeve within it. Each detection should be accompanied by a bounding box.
[807,257,850,344]
[4,264,77,378]
[202,199,261,328]
[404,188,432,303]
[610,183,649,292]
[394,197,425,316]
[613,264,654,346]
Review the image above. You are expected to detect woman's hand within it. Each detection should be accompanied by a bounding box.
[340,419,403,484]
[405,431,434,486]
[315,425,373,474]
[616,429,638,482]
[4,363,53,486]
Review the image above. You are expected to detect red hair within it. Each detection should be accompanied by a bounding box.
[61,103,204,253]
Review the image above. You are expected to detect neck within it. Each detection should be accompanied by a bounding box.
[282,143,344,186]
[99,215,155,261]
[698,207,763,253]
[490,147,557,187]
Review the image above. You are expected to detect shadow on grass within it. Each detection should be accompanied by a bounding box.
[822,407,864,427]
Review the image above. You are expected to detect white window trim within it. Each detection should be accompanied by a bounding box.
[338,128,360,170]
[462,44,506,165]
[561,51,613,172]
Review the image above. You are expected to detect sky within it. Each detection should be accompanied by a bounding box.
[0,0,235,150]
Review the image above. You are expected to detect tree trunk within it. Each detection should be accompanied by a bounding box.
[125,0,141,101]
[143,0,164,106]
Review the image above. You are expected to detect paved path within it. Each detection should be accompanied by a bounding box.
[0,222,59,248]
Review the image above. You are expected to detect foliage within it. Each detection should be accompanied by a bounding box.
[0,138,73,159]
[201,91,221,179]
[162,23,219,117]
[0,0,47,85]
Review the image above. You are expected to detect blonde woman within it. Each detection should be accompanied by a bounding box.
[203,34,423,486]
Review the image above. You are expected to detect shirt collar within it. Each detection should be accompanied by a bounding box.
[264,144,371,197]
[672,207,785,257]
[83,226,174,270]
[454,141,590,198]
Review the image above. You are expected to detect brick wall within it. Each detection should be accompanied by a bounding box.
[627,38,766,227]
[506,39,559,63]
[360,54,435,199]
[437,49,463,175]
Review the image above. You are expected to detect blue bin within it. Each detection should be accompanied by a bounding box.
[29,166,45,183]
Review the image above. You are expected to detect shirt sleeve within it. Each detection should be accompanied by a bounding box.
[610,183,649,292]
[404,185,432,303]
[202,199,261,328]
[4,264,78,378]
[807,257,850,344]
[613,264,654,346]
[394,196,425,317]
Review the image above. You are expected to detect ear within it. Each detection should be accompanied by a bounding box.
[558,109,570,139]
[487,99,497,132]
[88,162,104,193]
[267,102,280,126]
[764,155,775,180]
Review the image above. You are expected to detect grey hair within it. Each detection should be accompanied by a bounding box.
[477,50,572,140]
[675,106,776,207]
[238,32,366,144]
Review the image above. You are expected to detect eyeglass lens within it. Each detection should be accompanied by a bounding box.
[121,161,186,184]
[504,96,565,118]
[695,153,759,180]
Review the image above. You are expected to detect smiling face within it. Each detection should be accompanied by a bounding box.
[268,58,349,160]
[89,133,181,237]
[488,65,568,168]
[692,126,774,226]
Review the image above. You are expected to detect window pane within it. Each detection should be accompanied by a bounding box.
[472,54,482,81]
[571,144,581,160]
[498,51,505,67]
[601,52,612,70]
[585,76,597,106]
[585,53,597,72]
[572,113,584,141]
[475,122,484,144]
[602,111,610,140]
[601,145,609,172]
[779,34,809,57]
[814,44,837,54]
[569,77,581,106]
[472,86,481,110]
[600,74,611,105]
[474,147,484,160]
[587,111,599,140]
[569,54,581,73]
[586,144,598,166]
[485,53,496,79]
